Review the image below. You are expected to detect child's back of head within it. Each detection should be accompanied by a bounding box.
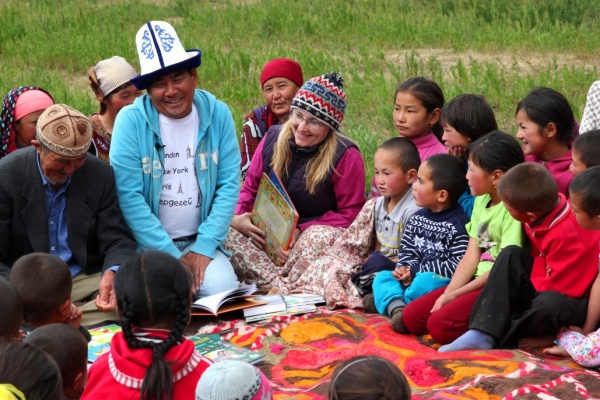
[0,277,22,341]
[421,153,469,207]
[571,129,600,177]
[9,253,72,327]
[328,355,410,400]
[440,94,498,151]
[25,323,88,400]
[195,360,272,400]
[498,163,559,218]
[0,341,64,400]
[115,250,192,400]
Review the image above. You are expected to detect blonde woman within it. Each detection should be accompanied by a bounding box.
[225,72,366,290]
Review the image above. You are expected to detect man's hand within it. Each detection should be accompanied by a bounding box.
[181,251,211,292]
[95,270,117,312]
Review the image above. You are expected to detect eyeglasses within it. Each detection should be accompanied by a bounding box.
[290,110,325,130]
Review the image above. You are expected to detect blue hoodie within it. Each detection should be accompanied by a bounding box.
[110,89,241,259]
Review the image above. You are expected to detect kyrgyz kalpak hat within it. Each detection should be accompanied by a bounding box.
[131,21,201,90]
[36,104,92,157]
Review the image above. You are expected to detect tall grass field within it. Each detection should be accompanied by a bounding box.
[1,0,598,186]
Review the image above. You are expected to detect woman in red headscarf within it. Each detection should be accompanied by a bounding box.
[0,86,54,160]
[240,58,303,180]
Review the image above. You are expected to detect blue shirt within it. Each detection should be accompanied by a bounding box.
[36,154,82,277]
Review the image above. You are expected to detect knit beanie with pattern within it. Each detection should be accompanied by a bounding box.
[291,72,346,132]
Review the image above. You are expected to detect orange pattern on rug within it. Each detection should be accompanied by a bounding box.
[197,308,600,399]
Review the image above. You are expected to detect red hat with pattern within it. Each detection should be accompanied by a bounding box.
[291,72,346,132]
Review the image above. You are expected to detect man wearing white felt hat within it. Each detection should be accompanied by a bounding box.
[108,21,240,306]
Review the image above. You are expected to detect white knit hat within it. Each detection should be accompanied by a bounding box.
[195,360,272,400]
[131,21,201,90]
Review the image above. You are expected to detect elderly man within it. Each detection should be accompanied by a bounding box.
[110,21,240,299]
[0,104,137,325]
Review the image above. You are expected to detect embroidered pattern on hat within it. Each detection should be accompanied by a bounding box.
[141,30,154,60]
[154,25,175,51]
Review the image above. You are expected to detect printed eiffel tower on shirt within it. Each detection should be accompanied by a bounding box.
[177,181,183,194]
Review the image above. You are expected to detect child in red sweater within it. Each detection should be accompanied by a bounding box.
[440,163,600,351]
[82,251,213,400]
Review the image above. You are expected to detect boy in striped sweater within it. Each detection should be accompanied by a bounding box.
[364,154,470,333]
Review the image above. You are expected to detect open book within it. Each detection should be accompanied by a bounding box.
[251,171,299,264]
[190,284,266,316]
[189,334,264,365]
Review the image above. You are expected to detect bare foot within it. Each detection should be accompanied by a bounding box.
[543,345,569,357]
[518,335,555,349]
[268,287,282,295]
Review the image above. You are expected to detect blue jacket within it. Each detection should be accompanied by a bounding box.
[110,89,241,259]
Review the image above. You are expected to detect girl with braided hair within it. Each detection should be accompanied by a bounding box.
[81,251,213,400]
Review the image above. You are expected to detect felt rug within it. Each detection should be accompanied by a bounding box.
[195,308,600,399]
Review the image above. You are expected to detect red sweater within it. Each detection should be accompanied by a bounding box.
[81,330,213,400]
[526,194,600,298]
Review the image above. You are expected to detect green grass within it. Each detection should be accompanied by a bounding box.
[0,0,598,187]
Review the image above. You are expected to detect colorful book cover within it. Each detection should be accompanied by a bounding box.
[251,172,299,265]
[189,334,264,365]
[87,324,122,363]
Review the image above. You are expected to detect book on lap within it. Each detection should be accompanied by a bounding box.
[251,171,299,264]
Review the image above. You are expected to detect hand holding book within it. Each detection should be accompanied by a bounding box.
[231,212,266,248]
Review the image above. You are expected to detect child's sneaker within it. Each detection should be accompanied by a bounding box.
[391,307,408,334]
[362,293,377,313]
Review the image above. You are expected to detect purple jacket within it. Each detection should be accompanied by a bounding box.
[236,125,366,231]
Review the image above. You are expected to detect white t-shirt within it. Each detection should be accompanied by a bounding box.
[158,105,202,239]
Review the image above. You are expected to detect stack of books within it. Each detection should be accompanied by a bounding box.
[243,293,325,322]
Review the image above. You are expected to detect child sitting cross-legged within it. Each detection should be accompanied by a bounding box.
[363,153,470,333]
[9,253,90,342]
[352,137,422,295]
[543,166,600,367]
[81,251,214,400]
[439,163,600,352]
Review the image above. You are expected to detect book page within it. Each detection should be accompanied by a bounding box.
[191,284,257,314]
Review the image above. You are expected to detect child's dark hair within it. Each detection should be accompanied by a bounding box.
[378,136,421,173]
[498,163,558,215]
[440,94,498,142]
[115,250,192,400]
[0,341,64,400]
[569,166,600,217]
[26,324,88,399]
[424,154,468,205]
[396,77,445,139]
[9,253,71,324]
[516,87,575,146]
[572,130,600,168]
[0,277,22,340]
[468,130,524,173]
[328,355,410,400]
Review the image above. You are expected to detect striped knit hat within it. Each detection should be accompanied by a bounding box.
[291,72,346,132]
